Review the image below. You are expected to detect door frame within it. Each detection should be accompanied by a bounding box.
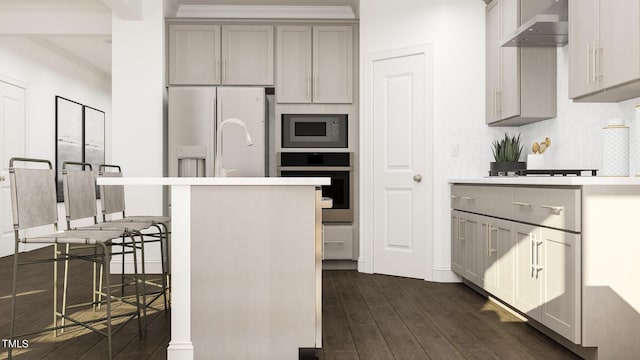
[359,44,434,280]
[0,73,29,256]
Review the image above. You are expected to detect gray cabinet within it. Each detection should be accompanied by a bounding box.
[168,24,274,86]
[451,184,581,344]
[323,224,354,260]
[276,25,353,104]
[169,25,221,85]
[485,0,556,126]
[221,25,274,85]
[514,224,581,344]
[569,0,640,102]
[481,216,515,306]
[451,211,482,286]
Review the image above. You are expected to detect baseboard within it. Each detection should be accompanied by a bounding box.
[322,260,357,270]
[431,266,462,283]
[110,259,165,274]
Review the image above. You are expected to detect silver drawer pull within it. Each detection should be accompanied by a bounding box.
[512,201,531,207]
[540,205,564,212]
[450,195,459,199]
[460,196,474,200]
[324,241,345,244]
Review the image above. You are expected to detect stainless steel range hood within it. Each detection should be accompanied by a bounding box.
[500,0,568,47]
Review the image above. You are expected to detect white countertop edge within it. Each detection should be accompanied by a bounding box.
[449,176,640,186]
[97,177,331,186]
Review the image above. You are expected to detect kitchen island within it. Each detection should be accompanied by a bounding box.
[449,177,640,360]
[97,177,330,360]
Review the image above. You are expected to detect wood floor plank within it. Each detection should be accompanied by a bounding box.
[1,248,584,360]
[321,271,358,353]
[373,274,465,360]
[349,272,430,359]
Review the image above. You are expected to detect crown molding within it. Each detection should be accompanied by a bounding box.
[175,5,355,19]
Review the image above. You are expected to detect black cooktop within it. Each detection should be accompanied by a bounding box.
[515,169,598,176]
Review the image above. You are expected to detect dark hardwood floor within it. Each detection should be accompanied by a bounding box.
[0,247,580,359]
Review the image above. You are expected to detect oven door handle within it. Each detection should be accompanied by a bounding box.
[277,166,353,172]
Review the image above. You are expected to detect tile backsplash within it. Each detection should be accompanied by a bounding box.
[449,46,640,178]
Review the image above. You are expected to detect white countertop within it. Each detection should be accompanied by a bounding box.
[97,176,331,186]
[449,176,640,186]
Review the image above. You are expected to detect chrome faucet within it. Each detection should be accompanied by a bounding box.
[215,117,253,177]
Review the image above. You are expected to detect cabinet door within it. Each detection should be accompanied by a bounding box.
[541,228,581,343]
[462,213,482,286]
[568,0,599,98]
[312,26,353,103]
[451,211,464,276]
[499,0,520,121]
[486,0,501,124]
[599,0,640,89]
[276,26,312,103]
[513,223,542,321]
[221,25,274,85]
[169,25,221,85]
[482,217,515,306]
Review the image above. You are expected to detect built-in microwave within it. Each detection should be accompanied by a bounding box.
[281,114,348,148]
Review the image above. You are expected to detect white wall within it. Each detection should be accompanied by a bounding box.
[111,0,165,216]
[0,36,111,251]
[360,0,640,283]
[0,36,111,165]
[518,47,640,176]
[360,0,486,282]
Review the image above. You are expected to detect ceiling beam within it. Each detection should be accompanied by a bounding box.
[102,0,143,20]
[0,7,111,35]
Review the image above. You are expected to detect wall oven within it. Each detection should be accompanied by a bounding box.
[278,152,353,223]
[281,114,348,148]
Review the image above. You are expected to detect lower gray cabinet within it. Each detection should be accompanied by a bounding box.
[451,185,581,344]
[481,216,515,306]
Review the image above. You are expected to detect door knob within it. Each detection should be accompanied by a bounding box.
[0,175,5,181]
[413,174,422,183]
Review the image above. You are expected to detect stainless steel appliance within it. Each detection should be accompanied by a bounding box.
[281,114,347,148]
[278,152,353,223]
[167,87,276,177]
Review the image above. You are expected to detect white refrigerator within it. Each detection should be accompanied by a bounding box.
[167,87,269,177]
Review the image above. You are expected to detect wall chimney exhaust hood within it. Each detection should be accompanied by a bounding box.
[500,0,568,47]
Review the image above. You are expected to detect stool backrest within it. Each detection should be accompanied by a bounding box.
[9,159,58,230]
[62,163,98,222]
[99,167,126,216]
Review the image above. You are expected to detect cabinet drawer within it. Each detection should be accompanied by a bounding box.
[451,185,479,212]
[512,188,581,232]
[323,224,353,260]
[477,186,513,219]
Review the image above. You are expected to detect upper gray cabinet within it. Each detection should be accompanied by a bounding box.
[222,25,274,85]
[569,0,640,102]
[486,0,557,126]
[169,25,221,85]
[168,24,274,86]
[276,25,353,104]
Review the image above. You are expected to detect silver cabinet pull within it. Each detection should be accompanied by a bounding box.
[530,233,536,278]
[413,174,422,183]
[540,205,564,212]
[450,195,459,199]
[324,240,345,244]
[487,226,498,257]
[587,41,592,83]
[0,175,5,181]
[460,196,474,201]
[512,201,531,207]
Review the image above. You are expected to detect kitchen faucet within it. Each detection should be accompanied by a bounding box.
[215,117,253,177]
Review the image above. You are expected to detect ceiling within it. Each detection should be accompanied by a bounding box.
[0,0,359,79]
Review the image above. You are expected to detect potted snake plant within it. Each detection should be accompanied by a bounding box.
[490,133,525,176]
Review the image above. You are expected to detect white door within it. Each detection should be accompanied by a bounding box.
[370,47,431,279]
[0,80,26,258]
